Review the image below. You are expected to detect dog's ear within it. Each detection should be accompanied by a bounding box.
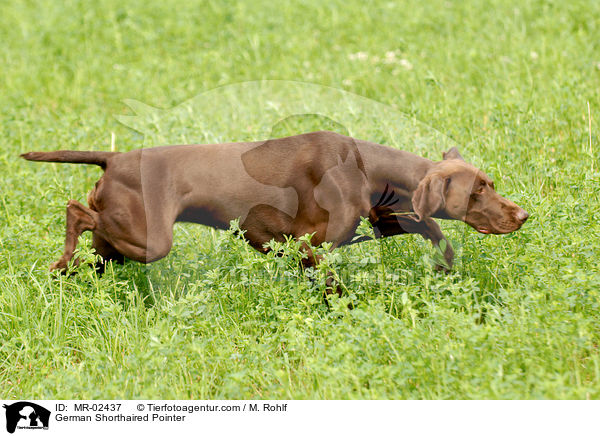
[412,174,446,221]
[442,146,464,161]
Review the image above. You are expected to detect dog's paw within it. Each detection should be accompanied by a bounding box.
[50,260,67,272]
[434,263,452,274]
[49,260,67,272]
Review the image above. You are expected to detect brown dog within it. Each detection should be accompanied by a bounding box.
[21,131,528,279]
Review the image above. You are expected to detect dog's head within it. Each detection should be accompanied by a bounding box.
[411,147,528,234]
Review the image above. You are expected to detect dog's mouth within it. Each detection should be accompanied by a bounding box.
[475,223,523,235]
[471,222,506,234]
[467,213,525,235]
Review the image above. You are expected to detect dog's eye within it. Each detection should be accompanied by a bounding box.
[473,186,485,195]
[444,176,452,190]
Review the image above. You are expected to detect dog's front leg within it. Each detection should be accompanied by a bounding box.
[417,218,454,272]
[299,244,351,309]
[373,214,454,271]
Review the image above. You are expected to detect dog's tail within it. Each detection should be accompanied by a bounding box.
[20,150,119,169]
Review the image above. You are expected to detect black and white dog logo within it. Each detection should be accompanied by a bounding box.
[3,402,50,433]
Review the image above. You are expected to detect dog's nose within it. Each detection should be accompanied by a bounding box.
[516,209,529,223]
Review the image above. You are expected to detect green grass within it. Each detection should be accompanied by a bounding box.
[1,0,600,399]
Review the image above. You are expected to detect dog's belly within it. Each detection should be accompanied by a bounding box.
[175,206,230,228]
[147,138,372,248]
[178,185,299,226]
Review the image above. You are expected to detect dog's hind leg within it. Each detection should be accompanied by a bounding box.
[50,200,99,271]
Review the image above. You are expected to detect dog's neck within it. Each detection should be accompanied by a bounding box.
[358,140,434,200]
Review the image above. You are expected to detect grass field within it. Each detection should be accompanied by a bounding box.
[1,0,600,399]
